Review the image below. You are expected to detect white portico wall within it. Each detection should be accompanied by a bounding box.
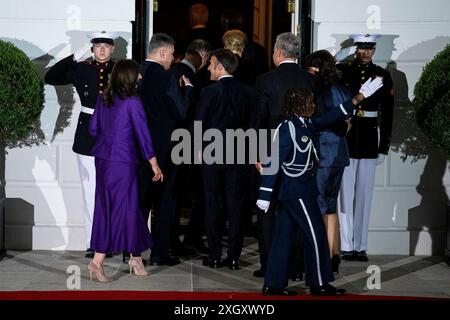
[1,0,135,250]
[312,0,450,254]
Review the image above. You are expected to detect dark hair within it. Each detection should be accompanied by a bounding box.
[304,50,341,85]
[221,9,243,31]
[210,48,239,74]
[103,59,139,107]
[187,39,211,54]
[185,49,202,70]
[148,33,175,53]
[283,87,315,118]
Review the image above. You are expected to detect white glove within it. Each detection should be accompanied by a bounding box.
[335,46,357,62]
[73,43,92,62]
[376,153,386,165]
[359,77,383,98]
[256,199,270,213]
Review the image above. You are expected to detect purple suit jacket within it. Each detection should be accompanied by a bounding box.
[89,95,155,163]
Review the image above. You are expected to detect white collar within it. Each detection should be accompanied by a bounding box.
[181,59,196,74]
[279,60,297,65]
[218,74,234,81]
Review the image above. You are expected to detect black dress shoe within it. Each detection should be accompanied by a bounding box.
[331,254,341,274]
[289,272,304,282]
[355,251,369,262]
[222,257,239,270]
[253,269,264,278]
[85,250,94,258]
[262,286,297,296]
[310,283,346,296]
[202,257,221,268]
[341,251,354,261]
[150,255,180,266]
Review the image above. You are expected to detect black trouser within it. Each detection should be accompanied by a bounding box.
[183,166,205,245]
[265,196,333,288]
[255,188,304,275]
[149,162,179,260]
[202,165,247,261]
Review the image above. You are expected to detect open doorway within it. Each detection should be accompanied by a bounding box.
[133,0,313,69]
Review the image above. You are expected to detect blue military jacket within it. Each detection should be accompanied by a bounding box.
[315,83,353,167]
[259,97,355,201]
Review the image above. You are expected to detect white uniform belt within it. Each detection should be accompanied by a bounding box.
[81,107,94,115]
[353,110,378,118]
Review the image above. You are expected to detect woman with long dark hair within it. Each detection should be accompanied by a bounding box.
[88,59,163,282]
[305,50,353,273]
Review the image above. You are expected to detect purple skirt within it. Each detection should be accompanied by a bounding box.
[90,158,153,254]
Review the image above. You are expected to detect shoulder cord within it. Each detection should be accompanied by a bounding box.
[281,120,318,178]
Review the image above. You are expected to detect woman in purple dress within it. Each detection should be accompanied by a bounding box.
[88,59,163,282]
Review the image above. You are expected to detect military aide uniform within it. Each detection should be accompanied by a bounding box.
[259,98,355,290]
[337,54,394,255]
[45,51,114,249]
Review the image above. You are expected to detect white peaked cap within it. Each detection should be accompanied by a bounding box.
[350,34,380,47]
[87,31,119,43]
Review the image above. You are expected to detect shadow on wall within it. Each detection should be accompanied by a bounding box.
[4,199,34,250]
[389,36,450,255]
[1,32,130,251]
[331,35,450,255]
[329,34,399,64]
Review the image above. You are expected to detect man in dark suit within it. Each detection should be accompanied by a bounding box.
[196,49,256,270]
[139,33,193,266]
[172,41,211,255]
[169,49,202,256]
[253,32,317,279]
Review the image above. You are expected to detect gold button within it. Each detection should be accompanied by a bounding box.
[100,83,103,86]
[100,69,104,72]
[361,70,365,74]
[99,90,103,94]
[361,77,365,80]
[100,76,104,79]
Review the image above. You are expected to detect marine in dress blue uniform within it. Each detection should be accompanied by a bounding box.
[337,34,394,261]
[44,31,118,254]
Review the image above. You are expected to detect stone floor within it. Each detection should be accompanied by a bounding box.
[1,238,449,298]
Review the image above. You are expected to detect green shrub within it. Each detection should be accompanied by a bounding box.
[413,44,450,158]
[0,40,44,147]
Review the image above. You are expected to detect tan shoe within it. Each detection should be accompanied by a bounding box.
[129,256,149,276]
[88,261,112,283]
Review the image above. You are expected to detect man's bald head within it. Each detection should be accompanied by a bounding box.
[189,4,209,28]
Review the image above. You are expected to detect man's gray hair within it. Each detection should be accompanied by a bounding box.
[148,33,175,53]
[274,32,301,58]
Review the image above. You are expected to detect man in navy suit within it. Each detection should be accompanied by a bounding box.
[139,33,193,266]
[195,49,256,269]
[252,32,317,279]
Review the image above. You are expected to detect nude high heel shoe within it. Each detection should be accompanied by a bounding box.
[129,256,149,276]
[88,261,112,283]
